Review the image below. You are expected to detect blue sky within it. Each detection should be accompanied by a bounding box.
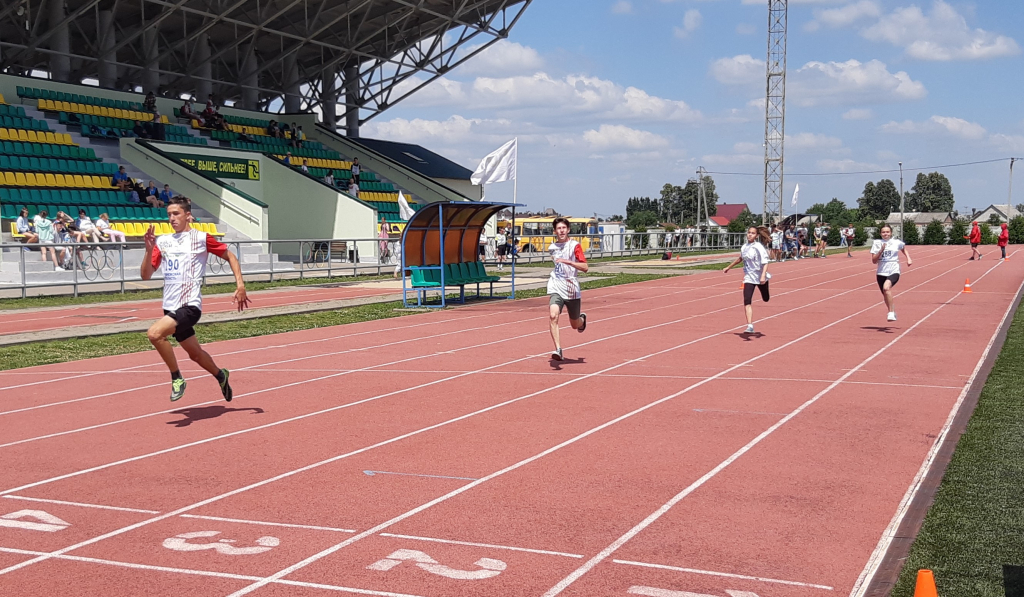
[362,0,1024,218]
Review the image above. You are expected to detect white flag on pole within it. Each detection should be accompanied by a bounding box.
[397,191,415,221]
[791,184,800,208]
[471,138,517,185]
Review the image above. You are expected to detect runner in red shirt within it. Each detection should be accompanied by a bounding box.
[547,217,589,361]
[965,221,983,260]
[141,197,250,402]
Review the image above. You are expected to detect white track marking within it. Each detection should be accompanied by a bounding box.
[178,514,356,533]
[377,533,584,558]
[2,495,159,514]
[850,256,1019,596]
[613,559,833,590]
[0,547,423,596]
[0,258,924,580]
[224,261,965,597]
[539,260,1001,597]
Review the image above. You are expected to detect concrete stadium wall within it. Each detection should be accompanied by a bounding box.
[126,141,376,243]
[120,140,269,240]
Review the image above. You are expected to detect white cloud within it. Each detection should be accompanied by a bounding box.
[786,132,843,150]
[735,23,757,35]
[674,9,703,39]
[881,115,987,140]
[583,125,669,150]
[611,1,633,14]
[991,134,1024,153]
[457,40,545,76]
[790,59,927,106]
[843,108,873,120]
[363,115,513,145]
[709,54,763,85]
[816,158,884,172]
[806,0,881,31]
[863,1,1020,61]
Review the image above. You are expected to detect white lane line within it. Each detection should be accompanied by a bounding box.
[179,514,356,533]
[377,533,584,558]
[2,495,160,514]
[0,546,422,597]
[614,559,834,590]
[539,260,994,597]
[850,256,1018,596]
[0,259,903,581]
[225,260,965,597]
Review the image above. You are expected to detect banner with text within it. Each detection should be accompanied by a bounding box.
[166,153,260,181]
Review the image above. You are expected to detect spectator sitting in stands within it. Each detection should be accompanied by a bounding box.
[144,91,157,113]
[206,94,216,111]
[144,180,165,208]
[159,184,174,204]
[283,152,293,166]
[133,120,151,139]
[212,113,228,131]
[350,157,361,181]
[16,208,39,245]
[76,209,103,243]
[113,166,131,191]
[180,98,198,120]
[324,171,335,186]
[95,213,126,243]
[301,159,309,174]
[348,178,359,198]
[151,111,166,141]
[267,120,280,138]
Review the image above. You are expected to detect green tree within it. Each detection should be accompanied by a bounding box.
[826,226,841,246]
[980,223,997,245]
[987,213,1003,225]
[1009,216,1024,244]
[902,219,921,245]
[626,197,659,220]
[905,172,954,213]
[948,219,969,245]
[807,198,849,224]
[922,220,948,245]
[857,179,901,219]
[626,210,659,229]
[853,225,869,246]
[727,208,758,232]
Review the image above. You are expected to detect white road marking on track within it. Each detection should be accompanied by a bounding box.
[0,546,423,596]
[850,256,1018,596]
[613,559,833,590]
[222,259,968,597]
[378,533,584,558]
[2,495,159,514]
[178,514,356,533]
[539,261,996,597]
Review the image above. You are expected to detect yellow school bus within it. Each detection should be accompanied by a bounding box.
[498,216,600,253]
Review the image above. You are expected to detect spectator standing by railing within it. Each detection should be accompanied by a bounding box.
[348,178,359,198]
[144,91,157,113]
[34,211,64,270]
[350,158,361,181]
[324,171,335,186]
[301,159,309,174]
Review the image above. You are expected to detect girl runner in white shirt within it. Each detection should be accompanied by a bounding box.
[723,226,772,334]
[547,217,589,361]
[870,224,912,322]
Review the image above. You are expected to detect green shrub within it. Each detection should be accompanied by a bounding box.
[902,219,921,245]
[980,223,998,245]
[922,220,948,245]
[1009,216,1024,244]
[826,226,841,246]
[853,225,869,246]
[949,219,969,245]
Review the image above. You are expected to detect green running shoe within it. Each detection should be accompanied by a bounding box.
[219,369,233,402]
[170,377,187,402]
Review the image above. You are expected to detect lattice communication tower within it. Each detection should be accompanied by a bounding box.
[762,0,788,225]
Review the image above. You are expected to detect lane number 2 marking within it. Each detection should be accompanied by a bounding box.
[367,549,507,580]
[162,531,280,555]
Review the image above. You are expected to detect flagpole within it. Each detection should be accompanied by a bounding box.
[512,137,518,206]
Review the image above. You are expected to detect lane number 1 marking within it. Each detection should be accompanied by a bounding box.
[0,510,71,532]
[368,549,507,580]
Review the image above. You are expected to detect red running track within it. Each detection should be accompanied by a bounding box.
[0,246,1019,597]
[0,284,400,337]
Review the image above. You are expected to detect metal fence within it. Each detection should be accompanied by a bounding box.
[1,231,745,297]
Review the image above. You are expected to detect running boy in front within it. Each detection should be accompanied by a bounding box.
[547,217,589,361]
[141,197,250,401]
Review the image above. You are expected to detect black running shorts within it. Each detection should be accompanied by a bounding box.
[876,273,900,291]
[163,305,202,343]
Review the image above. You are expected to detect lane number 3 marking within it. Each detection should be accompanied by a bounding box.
[367,549,507,580]
[162,531,280,555]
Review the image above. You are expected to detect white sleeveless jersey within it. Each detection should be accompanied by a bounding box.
[151,228,229,311]
[547,239,586,300]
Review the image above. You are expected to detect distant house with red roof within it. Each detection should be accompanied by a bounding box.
[714,203,749,223]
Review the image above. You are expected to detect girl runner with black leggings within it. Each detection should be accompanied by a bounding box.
[723,226,772,333]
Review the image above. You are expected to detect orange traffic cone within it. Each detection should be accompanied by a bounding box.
[913,569,938,597]
[963,279,973,293]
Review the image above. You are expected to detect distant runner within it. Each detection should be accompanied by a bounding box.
[547,217,588,361]
[966,220,983,260]
[871,224,912,322]
[723,226,772,334]
[141,197,249,401]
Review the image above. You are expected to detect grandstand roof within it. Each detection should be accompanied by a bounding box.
[0,1,532,129]
[351,137,474,180]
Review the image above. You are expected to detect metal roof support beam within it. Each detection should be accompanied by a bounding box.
[48,0,71,82]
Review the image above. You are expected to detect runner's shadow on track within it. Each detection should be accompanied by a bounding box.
[861,326,897,334]
[735,332,765,341]
[167,406,265,428]
[549,357,585,370]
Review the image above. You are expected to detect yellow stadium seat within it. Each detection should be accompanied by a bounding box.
[24,172,38,186]
[0,172,8,186]
[6,171,18,185]
[59,133,72,145]
[0,129,8,141]
[134,223,148,236]
[38,98,49,110]
[10,222,25,238]
[92,176,104,188]
[24,130,38,142]
[44,173,57,187]
[54,174,68,187]
[0,93,5,104]
[73,174,86,187]
[16,129,28,141]
[15,172,27,186]
[44,132,56,144]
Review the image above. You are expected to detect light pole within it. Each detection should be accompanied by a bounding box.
[1009,157,1019,217]
[899,161,905,240]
